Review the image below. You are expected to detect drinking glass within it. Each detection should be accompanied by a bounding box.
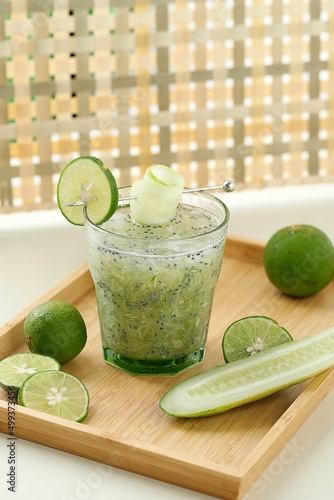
[84,188,229,375]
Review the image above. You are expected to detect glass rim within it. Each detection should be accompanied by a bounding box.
[84,188,230,242]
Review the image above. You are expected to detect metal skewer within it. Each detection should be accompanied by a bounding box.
[66,179,235,207]
[188,179,236,193]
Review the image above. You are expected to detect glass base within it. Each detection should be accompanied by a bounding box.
[103,347,205,375]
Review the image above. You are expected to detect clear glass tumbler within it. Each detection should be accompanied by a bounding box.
[85,188,229,375]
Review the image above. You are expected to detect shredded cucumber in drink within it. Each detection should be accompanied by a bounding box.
[86,198,228,372]
[57,159,230,374]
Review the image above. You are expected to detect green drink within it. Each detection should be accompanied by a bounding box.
[85,188,229,375]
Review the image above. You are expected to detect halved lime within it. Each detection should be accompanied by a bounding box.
[0,353,60,393]
[130,164,185,224]
[222,315,293,363]
[18,370,90,422]
[57,156,119,226]
[160,324,334,417]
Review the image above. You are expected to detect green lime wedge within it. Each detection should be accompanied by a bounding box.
[160,325,334,417]
[0,353,60,394]
[18,370,90,422]
[57,156,119,226]
[222,315,293,363]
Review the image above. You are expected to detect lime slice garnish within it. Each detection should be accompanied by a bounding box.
[130,164,185,224]
[160,325,334,417]
[0,353,60,393]
[57,156,119,226]
[222,315,293,363]
[18,370,90,422]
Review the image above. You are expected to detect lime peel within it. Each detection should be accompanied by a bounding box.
[160,325,334,418]
[263,224,334,297]
[0,353,60,393]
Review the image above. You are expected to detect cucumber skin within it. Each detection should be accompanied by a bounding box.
[159,326,334,418]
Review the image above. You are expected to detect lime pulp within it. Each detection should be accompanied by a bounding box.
[222,315,293,363]
[24,300,87,365]
[18,370,90,422]
[263,224,334,297]
[0,353,60,393]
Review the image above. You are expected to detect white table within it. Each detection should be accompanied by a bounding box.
[1,183,334,500]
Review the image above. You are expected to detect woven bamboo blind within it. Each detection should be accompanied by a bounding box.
[0,0,333,212]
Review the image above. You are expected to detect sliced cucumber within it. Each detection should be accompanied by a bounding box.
[159,325,334,417]
[144,164,184,187]
[130,164,185,225]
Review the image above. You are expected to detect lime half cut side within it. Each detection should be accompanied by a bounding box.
[222,315,293,363]
[57,156,119,226]
[0,353,60,393]
[18,370,90,423]
[160,325,334,417]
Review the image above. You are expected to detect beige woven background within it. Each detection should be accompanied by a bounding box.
[0,0,333,212]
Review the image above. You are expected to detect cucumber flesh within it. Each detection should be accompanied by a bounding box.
[159,325,334,417]
[130,165,185,225]
[144,164,184,187]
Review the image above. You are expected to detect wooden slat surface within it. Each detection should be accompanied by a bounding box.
[1,1,334,212]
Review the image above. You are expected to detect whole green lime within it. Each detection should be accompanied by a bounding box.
[263,225,334,297]
[24,300,87,364]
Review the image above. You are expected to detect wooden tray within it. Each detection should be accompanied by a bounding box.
[1,236,334,499]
